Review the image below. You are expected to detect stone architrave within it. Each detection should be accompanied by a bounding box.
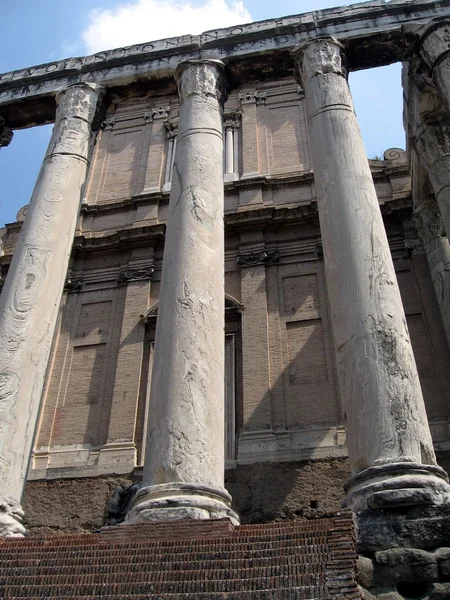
[126,60,238,525]
[293,38,450,512]
[0,82,104,537]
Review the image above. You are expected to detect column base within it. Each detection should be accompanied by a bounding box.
[124,482,240,526]
[0,495,27,538]
[344,461,450,512]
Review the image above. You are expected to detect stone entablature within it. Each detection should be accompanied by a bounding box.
[1,0,450,129]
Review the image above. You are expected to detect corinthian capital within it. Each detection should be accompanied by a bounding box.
[413,21,450,71]
[56,82,105,123]
[414,118,450,170]
[176,59,228,104]
[292,37,347,88]
[413,196,445,245]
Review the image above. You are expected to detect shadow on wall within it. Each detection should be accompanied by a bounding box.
[225,257,350,524]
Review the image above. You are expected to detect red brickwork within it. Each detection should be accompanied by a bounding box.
[0,513,360,599]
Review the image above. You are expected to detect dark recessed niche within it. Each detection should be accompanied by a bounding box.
[396,581,429,599]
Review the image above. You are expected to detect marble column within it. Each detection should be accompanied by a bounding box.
[417,21,450,111]
[412,154,450,350]
[126,59,238,525]
[293,38,450,512]
[0,82,104,537]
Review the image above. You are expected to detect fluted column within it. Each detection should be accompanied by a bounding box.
[293,38,450,512]
[126,59,238,525]
[0,82,104,537]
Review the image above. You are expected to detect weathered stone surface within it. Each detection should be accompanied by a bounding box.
[126,60,236,525]
[2,1,450,129]
[0,82,103,537]
[0,116,12,147]
[374,548,438,586]
[434,547,450,579]
[226,459,350,523]
[428,582,450,599]
[23,475,136,535]
[358,556,374,590]
[293,36,450,512]
[356,504,450,553]
[418,21,450,112]
[411,154,450,352]
[22,459,350,535]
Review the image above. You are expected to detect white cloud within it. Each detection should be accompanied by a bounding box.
[82,0,252,54]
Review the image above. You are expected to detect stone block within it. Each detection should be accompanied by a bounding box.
[358,555,374,589]
[429,582,450,599]
[374,548,438,586]
[434,547,450,580]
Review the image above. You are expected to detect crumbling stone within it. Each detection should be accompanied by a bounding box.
[374,548,438,586]
[434,548,450,581]
[358,556,375,589]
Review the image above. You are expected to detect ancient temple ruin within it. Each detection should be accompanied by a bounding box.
[1,0,450,597]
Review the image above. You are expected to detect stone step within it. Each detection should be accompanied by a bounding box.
[0,576,328,597]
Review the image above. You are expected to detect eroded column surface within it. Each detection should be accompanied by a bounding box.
[126,60,238,525]
[418,21,450,110]
[293,38,450,512]
[0,82,103,537]
[412,155,450,350]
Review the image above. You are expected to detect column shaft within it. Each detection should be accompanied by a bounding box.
[225,127,234,174]
[126,60,238,525]
[0,83,103,536]
[294,38,449,512]
[419,22,450,111]
[412,154,450,350]
[164,135,174,186]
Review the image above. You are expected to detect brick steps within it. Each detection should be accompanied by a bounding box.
[0,544,329,561]
[0,533,329,550]
[0,580,328,598]
[0,589,326,600]
[0,513,361,599]
[0,553,324,581]
[0,558,326,577]
[0,565,327,586]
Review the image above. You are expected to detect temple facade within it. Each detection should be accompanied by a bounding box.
[2,1,450,595]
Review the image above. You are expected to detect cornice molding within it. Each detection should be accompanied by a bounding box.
[2,1,450,128]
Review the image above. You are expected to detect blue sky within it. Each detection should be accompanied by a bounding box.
[0,0,404,228]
